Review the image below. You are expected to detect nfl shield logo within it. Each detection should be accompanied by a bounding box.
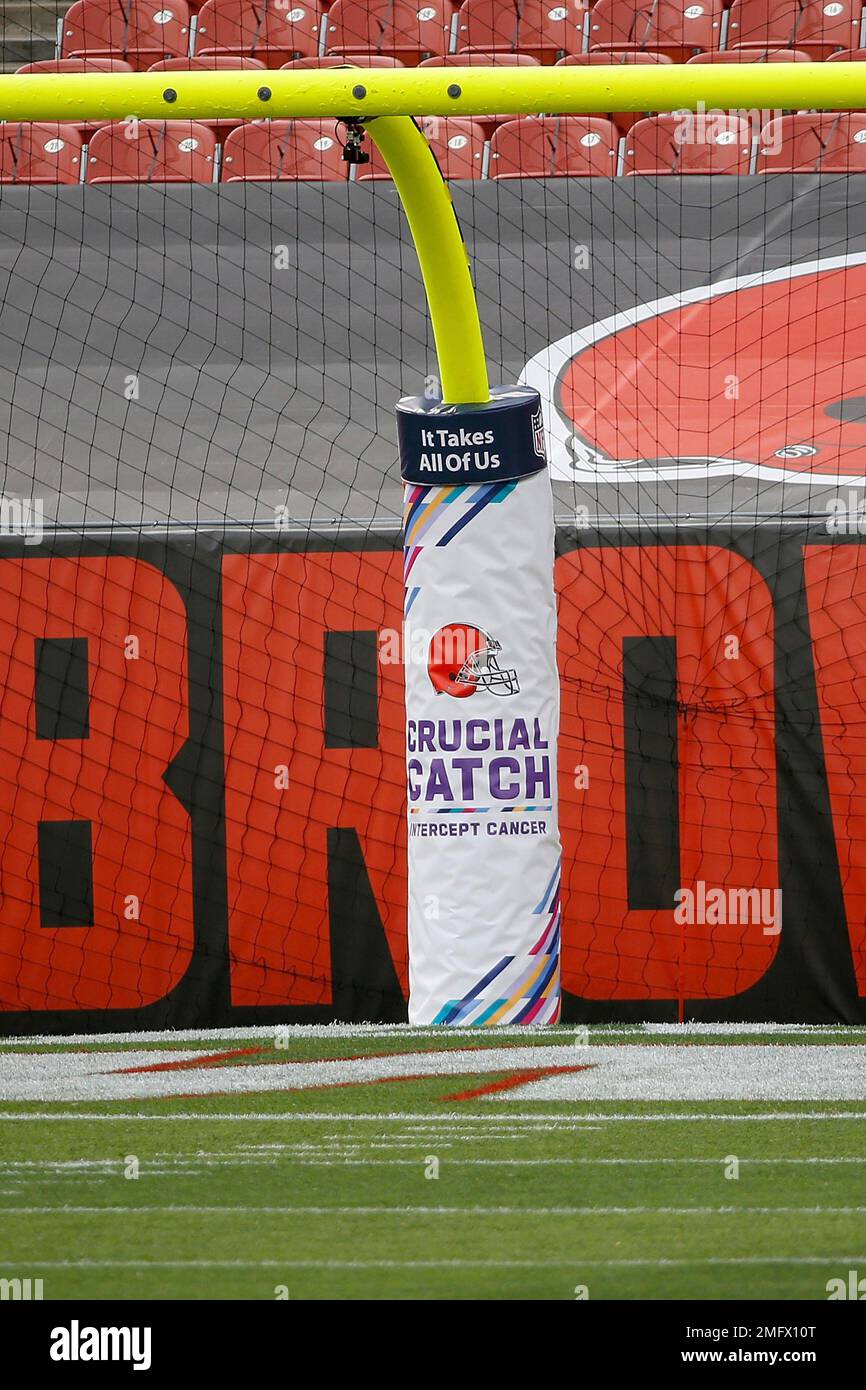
[531,408,547,461]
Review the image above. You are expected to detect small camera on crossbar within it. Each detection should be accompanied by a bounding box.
[341,122,370,165]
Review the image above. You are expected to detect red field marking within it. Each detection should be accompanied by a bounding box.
[442,1064,596,1101]
[111,1046,267,1074]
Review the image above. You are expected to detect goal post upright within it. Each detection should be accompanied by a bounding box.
[363,115,489,407]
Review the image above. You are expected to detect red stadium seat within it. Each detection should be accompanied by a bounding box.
[588,0,724,59]
[149,55,266,68]
[61,0,192,70]
[558,50,674,64]
[60,0,130,61]
[454,0,586,62]
[420,52,540,136]
[17,57,134,72]
[325,0,452,60]
[624,114,753,174]
[221,119,348,179]
[419,50,539,64]
[194,0,324,64]
[827,47,866,61]
[0,124,84,183]
[360,116,486,179]
[282,55,405,66]
[557,51,674,134]
[687,46,812,62]
[726,0,861,58]
[85,119,217,181]
[489,116,618,178]
[757,113,866,172]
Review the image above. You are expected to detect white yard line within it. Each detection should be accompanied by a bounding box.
[4,1153,864,1165]
[3,1204,866,1216]
[6,1256,866,1270]
[247,1156,866,1167]
[1,1110,865,1121]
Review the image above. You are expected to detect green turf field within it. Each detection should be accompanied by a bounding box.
[1,1024,865,1301]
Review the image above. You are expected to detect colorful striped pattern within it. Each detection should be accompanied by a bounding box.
[431,860,562,1026]
[403,480,517,589]
[533,862,560,915]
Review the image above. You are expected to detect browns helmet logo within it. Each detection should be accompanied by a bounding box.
[428,624,519,698]
[520,252,866,484]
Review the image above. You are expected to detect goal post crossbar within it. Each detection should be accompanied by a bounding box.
[2,64,866,124]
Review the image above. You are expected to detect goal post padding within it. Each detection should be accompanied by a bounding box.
[398,387,560,1025]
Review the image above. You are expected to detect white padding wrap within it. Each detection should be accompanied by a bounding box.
[402,398,561,1025]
